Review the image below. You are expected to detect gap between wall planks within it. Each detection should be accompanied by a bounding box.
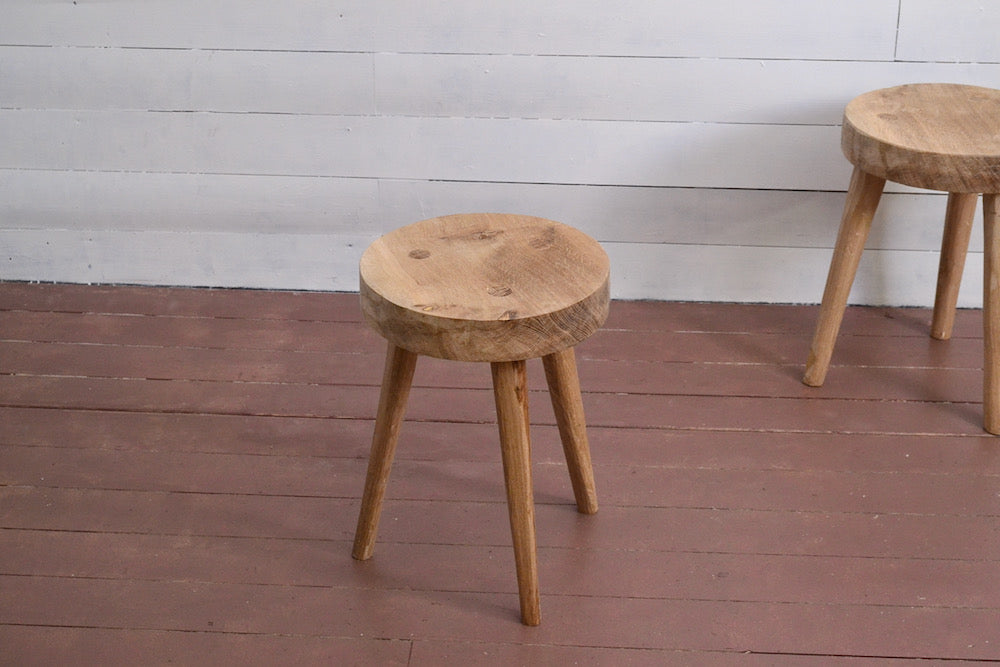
[1,283,998,663]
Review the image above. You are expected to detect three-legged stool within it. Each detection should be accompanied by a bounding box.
[352,213,610,625]
[803,83,1000,433]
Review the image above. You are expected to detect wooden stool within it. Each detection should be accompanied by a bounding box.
[803,83,1000,433]
[352,213,610,625]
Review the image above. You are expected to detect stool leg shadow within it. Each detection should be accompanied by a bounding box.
[542,348,599,514]
[491,359,541,626]
[352,342,418,561]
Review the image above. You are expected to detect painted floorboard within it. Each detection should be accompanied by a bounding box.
[1,283,998,663]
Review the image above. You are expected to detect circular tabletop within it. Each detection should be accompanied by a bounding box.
[359,213,610,362]
[841,83,1000,193]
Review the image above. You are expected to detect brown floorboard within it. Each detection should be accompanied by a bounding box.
[1,282,998,664]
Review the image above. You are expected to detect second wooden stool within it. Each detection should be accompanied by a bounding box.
[803,83,1000,432]
[352,213,610,625]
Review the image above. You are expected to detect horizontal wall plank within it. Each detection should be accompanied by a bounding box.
[0,110,848,190]
[0,47,375,115]
[8,47,999,123]
[1,229,983,306]
[606,242,983,307]
[378,179,969,251]
[2,171,973,251]
[2,1,900,60]
[0,1,370,52]
[375,56,1000,124]
[372,1,901,60]
[897,0,1000,63]
[0,170,383,234]
[0,230,371,293]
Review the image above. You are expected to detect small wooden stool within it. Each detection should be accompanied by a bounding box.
[803,83,1000,433]
[352,213,610,625]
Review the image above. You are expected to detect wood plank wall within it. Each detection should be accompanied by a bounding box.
[1,1,999,303]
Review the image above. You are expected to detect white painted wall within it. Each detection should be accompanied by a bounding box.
[1,0,999,303]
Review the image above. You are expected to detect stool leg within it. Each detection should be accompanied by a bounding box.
[932,192,978,340]
[803,166,886,387]
[491,359,541,626]
[542,348,598,514]
[983,194,1000,434]
[352,343,418,561]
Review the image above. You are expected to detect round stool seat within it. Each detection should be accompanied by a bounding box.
[360,213,610,362]
[842,83,1000,193]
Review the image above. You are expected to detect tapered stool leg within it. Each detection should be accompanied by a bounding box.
[491,359,540,626]
[803,166,886,387]
[542,348,598,514]
[983,194,1000,434]
[352,343,418,560]
[932,192,979,340]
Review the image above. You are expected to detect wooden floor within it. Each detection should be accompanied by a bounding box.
[1,282,999,665]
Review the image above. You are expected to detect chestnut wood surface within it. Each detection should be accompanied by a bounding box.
[984,193,1000,432]
[932,192,979,339]
[807,84,1000,433]
[491,358,541,626]
[351,343,417,562]
[356,214,608,625]
[360,213,610,363]
[841,83,1000,193]
[542,348,599,515]
[803,167,885,387]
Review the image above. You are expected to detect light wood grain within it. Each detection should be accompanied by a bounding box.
[360,214,610,362]
[491,359,540,626]
[984,194,1000,434]
[542,348,598,515]
[842,84,1000,193]
[808,83,1000,433]
[356,213,607,625]
[352,343,418,561]
[932,192,978,340]
[803,167,886,387]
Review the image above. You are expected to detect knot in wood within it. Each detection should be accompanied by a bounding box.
[528,226,557,249]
